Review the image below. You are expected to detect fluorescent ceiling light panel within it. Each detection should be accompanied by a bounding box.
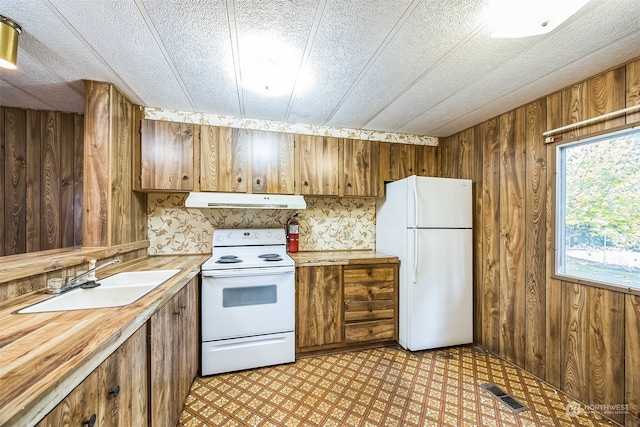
[487,0,590,38]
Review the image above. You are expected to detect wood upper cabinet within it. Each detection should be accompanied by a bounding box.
[295,135,340,196]
[36,326,148,427]
[140,119,194,190]
[389,143,416,180]
[342,139,380,197]
[415,145,437,176]
[200,125,247,192]
[296,265,343,351]
[251,130,295,194]
[200,126,295,194]
[149,278,198,427]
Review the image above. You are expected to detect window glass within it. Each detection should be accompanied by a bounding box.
[556,127,640,290]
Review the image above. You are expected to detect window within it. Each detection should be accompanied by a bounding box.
[556,126,640,290]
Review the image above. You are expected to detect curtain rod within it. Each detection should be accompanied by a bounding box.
[543,104,640,142]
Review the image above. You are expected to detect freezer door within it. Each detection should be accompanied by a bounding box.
[408,176,472,228]
[404,228,473,350]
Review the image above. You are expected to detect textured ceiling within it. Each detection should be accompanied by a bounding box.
[1,0,639,137]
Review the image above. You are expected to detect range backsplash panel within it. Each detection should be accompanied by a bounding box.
[148,194,376,254]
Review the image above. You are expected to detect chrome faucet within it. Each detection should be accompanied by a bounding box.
[49,259,121,294]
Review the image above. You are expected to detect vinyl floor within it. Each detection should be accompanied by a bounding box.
[178,345,619,427]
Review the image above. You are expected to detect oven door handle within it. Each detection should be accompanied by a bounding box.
[202,267,294,279]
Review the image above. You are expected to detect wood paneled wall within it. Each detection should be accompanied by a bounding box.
[0,108,83,256]
[437,58,640,426]
[84,81,147,247]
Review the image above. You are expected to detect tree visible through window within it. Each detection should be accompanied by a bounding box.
[556,127,640,290]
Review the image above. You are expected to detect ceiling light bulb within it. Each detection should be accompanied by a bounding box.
[487,0,590,38]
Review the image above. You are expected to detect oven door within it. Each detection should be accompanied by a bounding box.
[201,267,294,341]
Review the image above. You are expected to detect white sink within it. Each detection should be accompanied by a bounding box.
[18,269,181,313]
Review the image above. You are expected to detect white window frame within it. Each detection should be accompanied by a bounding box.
[555,125,640,292]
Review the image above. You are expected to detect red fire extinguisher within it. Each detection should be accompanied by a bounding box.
[287,214,300,253]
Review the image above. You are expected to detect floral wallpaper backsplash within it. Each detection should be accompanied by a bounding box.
[145,108,438,146]
[147,194,376,255]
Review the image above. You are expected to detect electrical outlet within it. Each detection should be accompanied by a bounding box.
[196,233,202,243]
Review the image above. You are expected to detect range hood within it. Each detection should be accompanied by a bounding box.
[184,192,306,209]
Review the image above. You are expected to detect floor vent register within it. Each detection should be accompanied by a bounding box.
[479,383,529,413]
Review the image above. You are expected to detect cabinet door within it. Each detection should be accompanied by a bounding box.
[252,130,295,194]
[177,278,198,414]
[200,125,249,192]
[296,266,343,349]
[378,142,391,196]
[296,135,340,196]
[36,327,148,427]
[342,139,379,197]
[99,326,148,427]
[415,145,437,176]
[141,119,194,190]
[149,279,198,427]
[150,291,180,427]
[389,143,416,180]
[36,370,99,427]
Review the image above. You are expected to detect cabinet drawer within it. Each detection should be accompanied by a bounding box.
[344,281,394,301]
[343,266,395,284]
[344,300,394,322]
[345,320,395,343]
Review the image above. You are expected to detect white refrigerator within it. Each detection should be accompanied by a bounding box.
[376,175,473,351]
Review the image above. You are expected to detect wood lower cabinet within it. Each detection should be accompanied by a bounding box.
[296,262,398,354]
[296,265,343,350]
[36,326,148,427]
[149,277,198,427]
[36,277,197,427]
[343,265,397,343]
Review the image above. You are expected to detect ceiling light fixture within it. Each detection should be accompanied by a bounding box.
[0,15,22,69]
[487,0,590,38]
[239,35,310,97]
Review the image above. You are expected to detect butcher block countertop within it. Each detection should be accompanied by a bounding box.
[0,254,208,427]
[289,251,399,266]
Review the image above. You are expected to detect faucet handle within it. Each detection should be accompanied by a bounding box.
[87,259,97,281]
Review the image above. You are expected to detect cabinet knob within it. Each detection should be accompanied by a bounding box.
[256,179,261,185]
[347,182,352,187]
[109,385,121,398]
[182,175,189,180]
[237,177,242,183]
[83,414,97,427]
[304,181,309,186]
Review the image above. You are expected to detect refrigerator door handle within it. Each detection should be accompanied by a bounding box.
[413,228,418,284]
[413,182,419,226]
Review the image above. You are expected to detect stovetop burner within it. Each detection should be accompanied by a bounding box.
[263,256,283,262]
[258,254,280,258]
[216,255,242,264]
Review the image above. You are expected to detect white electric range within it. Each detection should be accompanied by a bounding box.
[200,228,295,375]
